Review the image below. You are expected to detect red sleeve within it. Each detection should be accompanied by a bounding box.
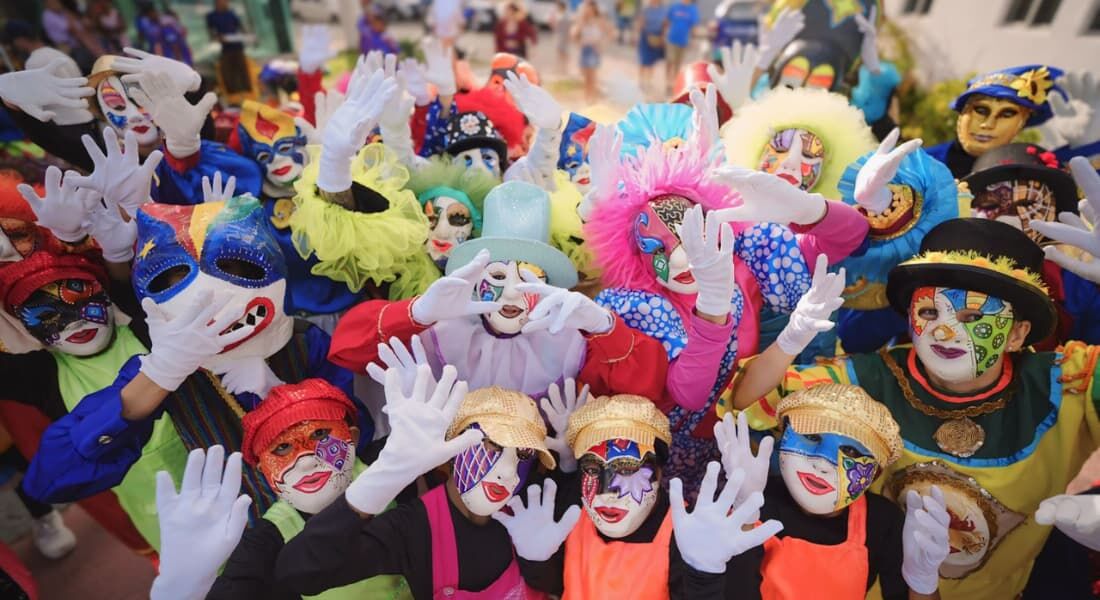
[578,315,669,403]
[162,144,200,173]
[494,24,505,51]
[411,103,430,155]
[328,297,430,372]
[297,68,325,127]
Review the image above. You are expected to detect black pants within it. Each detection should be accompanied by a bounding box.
[0,448,52,519]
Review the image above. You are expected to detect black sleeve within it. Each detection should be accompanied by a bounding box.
[722,545,763,600]
[867,494,907,600]
[0,352,68,421]
[669,534,763,600]
[207,519,299,600]
[3,106,99,173]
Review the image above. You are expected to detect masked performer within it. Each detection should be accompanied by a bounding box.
[723,217,1100,599]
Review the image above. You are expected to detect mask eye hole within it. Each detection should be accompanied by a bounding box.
[148,264,192,293]
[803,433,822,443]
[217,258,266,280]
[839,445,868,459]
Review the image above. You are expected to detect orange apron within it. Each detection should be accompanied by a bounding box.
[562,509,674,600]
[760,495,869,600]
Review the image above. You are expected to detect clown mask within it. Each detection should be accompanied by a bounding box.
[473,260,545,335]
[424,195,474,266]
[910,286,1016,384]
[452,148,503,179]
[96,75,160,147]
[132,196,293,370]
[238,102,307,189]
[759,128,825,192]
[579,439,660,538]
[972,179,1056,244]
[778,423,879,515]
[452,425,536,516]
[634,195,697,295]
[17,278,114,356]
[259,419,356,514]
[776,57,837,91]
[957,96,1030,157]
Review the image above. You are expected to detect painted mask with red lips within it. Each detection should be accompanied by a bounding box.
[17,278,114,356]
[758,128,825,192]
[634,195,698,295]
[909,286,1016,384]
[259,419,357,514]
[96,75,160,147]
[452,424,536,516]
[778,421,880,515]
[578,439,660,538]
[473,260,546,336]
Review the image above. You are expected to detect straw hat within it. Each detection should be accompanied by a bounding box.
[565,394,671,459]
[776,383,902,466]
[445,387,555,470]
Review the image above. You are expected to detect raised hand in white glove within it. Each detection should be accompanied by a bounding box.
[714,412,774,522]
[757,8,805,69]
[307,90,345,144]
[317,69,398,192]
[139,291,256,392]
[345,365,483,514]
[492,479,582,561]
[853,5,881,76]
[411,249,502,324]
[504,72,561,131]
[775,254,845,356]
[577,124,622,222]
[901,485,950,595]
[0,58,94,122]
[366,335,434,398]
[85,199,138,262]
[18,166,96,243]
[1042,72,1100,149]
[688,84,720,150]
[297,24,334,74]
[517,278,614,335]
[398,58,432,106]
[210,357,284,399]
[201,172,237,203]
[710,165,827,226]
[707,40,761,112]
[854,128,923,215]
[115,47,201,95]
[150,446,252,600]
[678,205,735,318]
[541,379,589,474]
[64,128,162,218]
[670,462,784,574]
[129,71,217,158]
[422,38,457,97]
[1030,157,1100,283]
[1036,494,1100,551]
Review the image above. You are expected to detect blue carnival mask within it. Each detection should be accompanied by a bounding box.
[237,101,307,187]
[778,423,879,515]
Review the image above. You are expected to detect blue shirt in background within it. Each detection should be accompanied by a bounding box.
[666,2,698,47]
[641,4,668,34]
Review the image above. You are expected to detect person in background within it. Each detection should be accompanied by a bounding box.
[549,0,571,75]
[359,0,399,55]
[616,0,637,45]
[0,20,81,79]
[572,0,613,105]
[637,0,666,94]
[206,0,254,101]
[664,0,698,94]
[429,0,465,50]
[86,0,129,54]
[494,3,537,59]
[42,0,101,73]
[159,9,192,65]
[134,1,162,55]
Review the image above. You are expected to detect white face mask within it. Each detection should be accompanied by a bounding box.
[472,260,546,336]
[260,420,357,515]
[265,154,304,186]
[52,314,115,356]
[909,286,1016,384]
[272,442,356,515]
[656,245,698,295]
[579,439,660,538]
[97,75,160,147]
[452,433,536,516]
[425,196,474,265]
[16,279,115,357]
[452,147,502,179]
[570,162,592,194]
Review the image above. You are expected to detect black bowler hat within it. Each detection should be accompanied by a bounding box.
[962,143,1079,217]
[886,218,1056,346]
[444,111,509,169]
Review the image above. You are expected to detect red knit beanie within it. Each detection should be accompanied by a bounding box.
[241,378,359,465]
[0,251,108,313]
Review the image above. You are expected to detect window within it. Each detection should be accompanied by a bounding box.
[1089,3,1100,33]
[902,0,933,15]
[1005,0,1033,23]
[1004,0,1062,25]
[919,0,934,14]
[1032,0,1061,24]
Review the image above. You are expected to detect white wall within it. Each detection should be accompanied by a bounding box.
[884,0,1100,84]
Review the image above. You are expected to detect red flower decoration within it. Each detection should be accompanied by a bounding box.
[1039,151,1060,169]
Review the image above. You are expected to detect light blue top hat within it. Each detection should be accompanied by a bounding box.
[446,181,578,288]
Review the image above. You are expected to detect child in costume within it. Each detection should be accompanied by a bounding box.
[718,387,950,599]
[724,217,1100,599]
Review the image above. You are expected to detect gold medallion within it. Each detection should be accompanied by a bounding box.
[934,418,985,458]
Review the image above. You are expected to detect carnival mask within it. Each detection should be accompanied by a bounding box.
[0,218,41,260]
[759,128,825,192]
[634,195,697,294]
[452,424,536,516]
[972,179,1056,244]
[238,102,307,188]
[472,260,545,335]
[452,148,502,179]
[564,159,592,193]
[96,75,159,147]
[424,195,474,266]
[579,439,660,538]
[776,56,837,91]
[132,196,292,368]
[957,96,1029,157]
[259,419,356,515]
[910,286,1016,384]
[17,278,114,356]
[778,422,879,515]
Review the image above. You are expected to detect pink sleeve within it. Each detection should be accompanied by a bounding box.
[791,200,870,268]
[665,312,736,411]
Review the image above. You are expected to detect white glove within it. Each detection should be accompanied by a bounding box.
[139,291,255,391]
[688,84,720,151]
[422,37,457,97]
[540,379,589,474]
[1036,494,1100,551]
[854,128,923,215]
[366,334,434,398]
[757,8,805,69]
[707,40,761,111]
[345,365,483,514]
[713,412,774,522]
[398,58,432,106]
[86,200,138,262]
[775,254,845,356]
[492,479,582,561]
[517,279,614,335]
[853,6,881,76]
[577,124,622,222]
[411,249,502,324]
[504,72,561,131]
[129,71,217,158]
[710,166,827,226]
[309,90,345,144]
[1041,72,1100,149]
[297,24,334,74]
[18,166,96,243]
[210,357,284,399]
[0,58,94,122]
[201,172,237,203]
[678,205,735,317]
[901,486,950,595]
[115,47,201,95]
[317,69,398,192]
[150,446,252,600]
[65,128,163,218]
[1031,157,1100,283]
[670,462,784,574]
